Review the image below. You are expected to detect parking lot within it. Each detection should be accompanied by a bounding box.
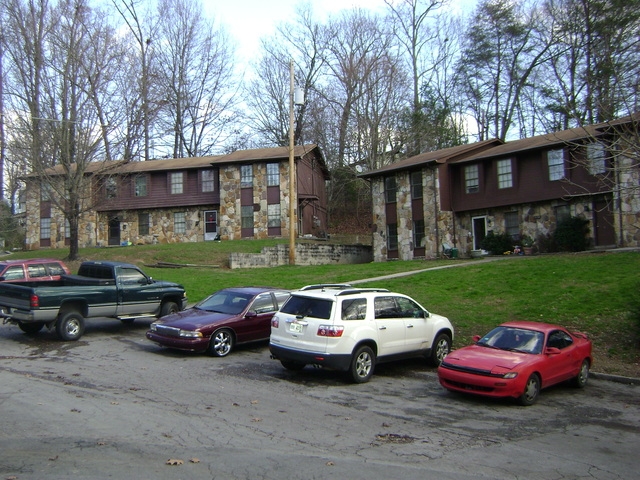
[1,318,639,480]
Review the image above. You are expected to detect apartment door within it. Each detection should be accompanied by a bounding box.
[472,216,487,250]
[592,198,616,247]
[108,217,120,246]
[204,210,218,241]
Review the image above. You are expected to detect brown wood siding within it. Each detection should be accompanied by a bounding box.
[297,155,329,235]
[96,168,220,211]
[267,186,279,203]
[40,201,51,218]
[412,198,425,257]
[385,202,397,223]
[450,149,613,212]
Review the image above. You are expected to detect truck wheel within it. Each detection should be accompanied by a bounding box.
[18,322,44,335]
[56,312,85,341]
[160,301,179,317]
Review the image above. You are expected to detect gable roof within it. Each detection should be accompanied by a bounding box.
[28,144,324,177]
[449,124,603,164]
[358,139,502,178]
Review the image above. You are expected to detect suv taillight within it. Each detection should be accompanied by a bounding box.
[271,317,279,328]
[317,325,344,337]
[30,294,39,308]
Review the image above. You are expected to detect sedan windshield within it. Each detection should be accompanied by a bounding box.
[477,326,544,354]
[196,291,252,315]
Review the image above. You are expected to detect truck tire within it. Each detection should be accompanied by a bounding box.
[56,311,85,341]
[18,322,45,335]
[160,301,179,317]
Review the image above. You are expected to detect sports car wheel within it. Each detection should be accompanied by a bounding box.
[208,329,234,357]
[349,346,375,383]
[572,359,590,388]
[518,373,541,406]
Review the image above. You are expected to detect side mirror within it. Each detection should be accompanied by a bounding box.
[472,335,482,343]
[545,347,561,355]
[245,311,257,318]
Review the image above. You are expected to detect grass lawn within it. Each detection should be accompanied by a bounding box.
[8,241,640,377]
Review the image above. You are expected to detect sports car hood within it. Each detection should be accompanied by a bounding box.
[443,345,536,374]
[155,308,236,330]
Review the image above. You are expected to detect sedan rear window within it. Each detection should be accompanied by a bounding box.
[281,296,332,320]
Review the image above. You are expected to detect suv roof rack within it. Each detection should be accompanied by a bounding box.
[299,284,353,291]
[336,288,390,296]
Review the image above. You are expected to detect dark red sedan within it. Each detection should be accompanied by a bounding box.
[146,287,290,357]
[437,321,592,405]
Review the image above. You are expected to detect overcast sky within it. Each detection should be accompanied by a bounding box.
[204,0,477,62]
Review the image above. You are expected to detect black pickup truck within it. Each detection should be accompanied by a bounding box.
[0,261,187,341]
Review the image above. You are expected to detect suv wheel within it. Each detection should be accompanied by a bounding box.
[349,346,375,383]
[429,332,452,366]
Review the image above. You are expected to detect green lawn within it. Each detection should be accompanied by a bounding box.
[8,242,640,376]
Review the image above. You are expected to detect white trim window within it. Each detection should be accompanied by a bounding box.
[170,172,184,194]
[241,165,253,188]
[267,203,281,227]
[174,212,186,234]
[202,169,215,192]
[267,163,280,187]
[465,164,479,193]
[587,142,606,175]
[497,159,513,189]
[547,149,565,181]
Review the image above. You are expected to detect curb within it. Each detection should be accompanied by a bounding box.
[590,372,639,385]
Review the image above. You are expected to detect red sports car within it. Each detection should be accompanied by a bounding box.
[437,321,592,406]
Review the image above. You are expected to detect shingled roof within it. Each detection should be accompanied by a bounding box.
[358,139,502,178]
[28,144,324,177]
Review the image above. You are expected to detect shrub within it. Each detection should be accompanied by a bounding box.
[480,231,514,255]
[553,217,590,252]
[536,233,558,253]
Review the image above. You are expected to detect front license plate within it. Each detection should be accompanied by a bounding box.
[290,323,304,333]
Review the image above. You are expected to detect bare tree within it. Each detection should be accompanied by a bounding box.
[540,0,640,128]
[3,0,126,259]
[385,0,447,155]
[154,0,238,158]
[457,0,551,141]
[245,3,328,148]
[111,0,160,160]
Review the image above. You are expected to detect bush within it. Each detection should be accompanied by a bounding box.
[553,217,590,252]
[480,231,514,255]
[536,233,558,253]
[0,202,25,250]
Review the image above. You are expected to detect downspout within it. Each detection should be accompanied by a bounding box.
[432,164,440,257]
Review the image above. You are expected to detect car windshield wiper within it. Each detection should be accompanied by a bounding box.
[477,341,500,349]
[503,347,529,354]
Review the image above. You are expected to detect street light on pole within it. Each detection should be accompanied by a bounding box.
[288,60,305,266]
[288,59,296,265]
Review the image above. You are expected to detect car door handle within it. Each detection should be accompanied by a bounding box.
[379,326,387,330]
[406,324,414,328]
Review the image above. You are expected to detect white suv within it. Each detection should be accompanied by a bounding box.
[269,284,454,383]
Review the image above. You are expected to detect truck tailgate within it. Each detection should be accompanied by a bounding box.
[0,282,34,311]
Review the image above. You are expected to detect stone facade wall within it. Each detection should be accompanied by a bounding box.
[229,243,373,269]
[371,169,457,261]
[615,149,640,247]
[368,162,640,262]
